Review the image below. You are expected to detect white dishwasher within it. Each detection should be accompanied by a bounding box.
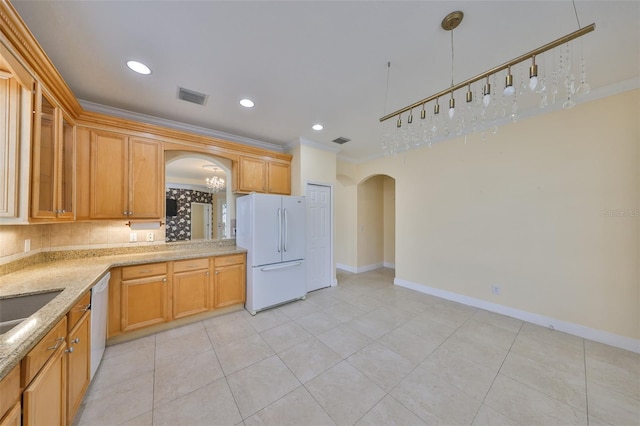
[90,272,109,379]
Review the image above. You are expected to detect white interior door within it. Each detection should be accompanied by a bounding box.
[306,183,332,291]
[191,202,211,240]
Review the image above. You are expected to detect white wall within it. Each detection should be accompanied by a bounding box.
[336,89,639,342]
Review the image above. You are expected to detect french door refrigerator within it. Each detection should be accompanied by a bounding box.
[236,193,306,315]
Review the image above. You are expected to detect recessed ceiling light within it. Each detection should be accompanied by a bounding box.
[240,99,254,108]
[312,124,324,131]
[126,60,151,75]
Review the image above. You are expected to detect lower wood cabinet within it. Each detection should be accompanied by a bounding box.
[214,255,246,308]
[22,317,68,426]
[0,402,20,426]
[108,253,246,338]
[67,310,91,423]
[0,364,20,426]
[173,258,211,319]
[121,263,169,332]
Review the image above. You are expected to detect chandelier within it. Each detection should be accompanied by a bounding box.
[380,9,595,157]
[203,165,225,193]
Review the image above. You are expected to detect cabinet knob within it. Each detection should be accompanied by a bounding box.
[162,278,167,282]
[205,271,210,276]
[123,211,128,216]
[129,211,133,215]
[72,337,80,344]
[215,271,219,275]
[65,347,74,353]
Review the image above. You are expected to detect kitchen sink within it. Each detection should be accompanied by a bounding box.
[0,289,63,334]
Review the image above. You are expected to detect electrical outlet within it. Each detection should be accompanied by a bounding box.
[146,232,154,242]
[24,239,31,252]
[129,232,137,242]
[491,285,501,295]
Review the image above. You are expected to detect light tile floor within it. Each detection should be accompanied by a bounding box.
[75,268,640,426]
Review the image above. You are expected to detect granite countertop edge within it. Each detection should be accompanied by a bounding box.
[0,245,247,380]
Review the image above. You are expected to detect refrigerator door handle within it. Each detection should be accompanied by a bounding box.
[283,208,288,252]
[260,261,302,272]
[277,208,282,253]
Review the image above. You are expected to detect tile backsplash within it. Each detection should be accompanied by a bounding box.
[0,222,166,264]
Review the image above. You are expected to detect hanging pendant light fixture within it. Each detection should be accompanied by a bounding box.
[203,165,225,193]
[380,8,595,157]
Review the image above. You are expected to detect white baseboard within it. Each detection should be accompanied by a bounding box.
[331,277,338,287]
[336,263,385,274]
[383,262,396,269]
[394,278,640,354]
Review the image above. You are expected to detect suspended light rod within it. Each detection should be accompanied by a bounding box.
[379,23,595,123]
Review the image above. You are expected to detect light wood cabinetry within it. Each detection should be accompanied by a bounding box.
[214,254,246,308]
[22,316,68,426]
[173,258,211,319]
[267,161,291,195]
[30,83,75,221]
[85,129,163,220]
[233,156,291,195]
[235,156,267,193]
[0,364,20,425]
[66,296,91,423]
[0,44,33,223]
[0,402,20,426]
[109,254,246,337]
[121,263,169,332]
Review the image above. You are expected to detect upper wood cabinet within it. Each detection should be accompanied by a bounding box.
[30,83,75,221]
[233,155,291,195]
[83,129,163,220]
[267,161,291,195]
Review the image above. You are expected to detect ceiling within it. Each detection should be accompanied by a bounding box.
[11,1,640,162]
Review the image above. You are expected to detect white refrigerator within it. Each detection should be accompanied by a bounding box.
[236,193,306,315]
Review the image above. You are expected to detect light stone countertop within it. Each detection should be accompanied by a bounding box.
[0,243,246,380]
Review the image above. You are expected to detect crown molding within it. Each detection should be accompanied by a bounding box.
[79,99,287,154]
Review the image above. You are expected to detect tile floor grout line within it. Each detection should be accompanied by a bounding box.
[469,320,525,425]
[583,338,590,426]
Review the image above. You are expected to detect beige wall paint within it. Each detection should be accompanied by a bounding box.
[357,175,384,268]
[383,176,396,267]
[335,163,358,267]
[340,89,639,340]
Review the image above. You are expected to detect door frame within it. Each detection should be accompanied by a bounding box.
[305,181,336,287]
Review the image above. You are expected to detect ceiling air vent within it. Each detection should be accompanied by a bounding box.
[177,87,208,106]
[332,137,351,145]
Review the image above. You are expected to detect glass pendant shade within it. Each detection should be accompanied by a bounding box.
[504,67,515,96]
[482,81,491,107]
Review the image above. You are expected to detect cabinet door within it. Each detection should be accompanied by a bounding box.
[23,343,67,426]
[67,311,90,423]
[0,74,20,218]
[90,130,128,219]
[121,275,168,332]
[56,115,75,220]
[173,269,210,319]
[129,138,162,219]
[267,162,291,195]
[237,156,266,193]
[0,402,20,426]
[214,263,246,308]
[31,91,57,219]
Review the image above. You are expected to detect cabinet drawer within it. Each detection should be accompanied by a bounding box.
[21,316,67,386]
[122,263,167,280]
[67,291,91,331]
[0,364,20,419]
[214,254,245,267]
[173,258,209,273]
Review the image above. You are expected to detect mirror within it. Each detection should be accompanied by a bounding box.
[165,151,236,242]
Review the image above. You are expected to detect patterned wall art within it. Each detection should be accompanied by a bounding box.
[165,188,213,242]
